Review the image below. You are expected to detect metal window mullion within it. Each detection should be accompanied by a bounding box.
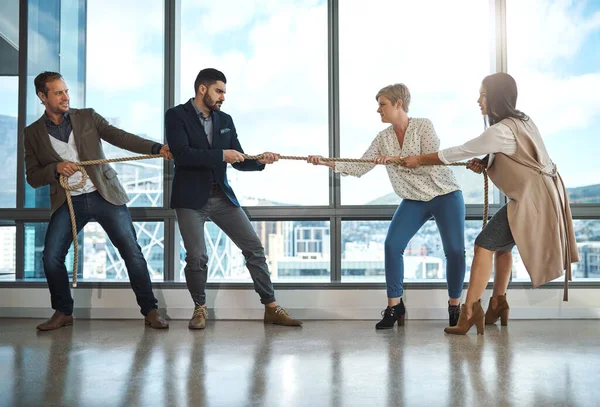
[328,0,341,281]
[162,0,178,281]
[490,0,508,207]
[330,216,341,282]
[15,0,30,279]
[16,0,29,210]
[15,221,24,280]
[328,0,340,211]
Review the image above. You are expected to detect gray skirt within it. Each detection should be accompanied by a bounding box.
[475,204,516,252]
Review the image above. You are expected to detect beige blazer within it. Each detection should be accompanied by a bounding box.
[486,117,579,300]
[24,108,158,214]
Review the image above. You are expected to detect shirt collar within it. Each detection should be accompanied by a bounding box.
[43,111,70,127]
[190,98,212,120]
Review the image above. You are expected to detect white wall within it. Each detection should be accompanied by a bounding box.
[1,287,600,320]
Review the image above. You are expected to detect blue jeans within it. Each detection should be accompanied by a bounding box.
[43,191,158,316]
[385,190,466,299]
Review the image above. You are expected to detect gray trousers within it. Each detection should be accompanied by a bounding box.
[175,187,276,306]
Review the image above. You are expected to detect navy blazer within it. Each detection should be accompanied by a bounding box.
[165,100,264,209]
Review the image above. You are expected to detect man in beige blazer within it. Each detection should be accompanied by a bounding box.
[24,71,172,331]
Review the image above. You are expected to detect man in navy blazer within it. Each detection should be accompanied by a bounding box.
[165,68,302,328]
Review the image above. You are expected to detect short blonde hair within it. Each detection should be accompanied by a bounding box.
[376,83,411,113]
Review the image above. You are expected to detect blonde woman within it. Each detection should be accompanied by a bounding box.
[309,83,466,329]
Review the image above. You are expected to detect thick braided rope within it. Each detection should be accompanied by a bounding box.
[59,154,162,287]
[244,154,489,228]
[59,153,488,288]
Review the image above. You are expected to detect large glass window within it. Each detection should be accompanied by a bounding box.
[0,0,19,208]
[573,220,600,279]
[177,220,331,282]
[85,0,164,207]
[177,0,329,206]
[25,0,165,208]
[0,226,16,281]
[339,0,496,206]
[507,0,600,203]
[511,219,600,282]
[4,0,599,287]
[24,221,164,281]
[341,220,484,282]
[343,218,600,284]
[0,77,18,208]
[25,0,86,208]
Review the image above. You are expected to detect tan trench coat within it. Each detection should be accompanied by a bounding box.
[486,117,579,300]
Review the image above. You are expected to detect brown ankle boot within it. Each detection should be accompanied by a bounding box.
[144,309,169,329]
[444,300,485,335]
[485,294,510,326]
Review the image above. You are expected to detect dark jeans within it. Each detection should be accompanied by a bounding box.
[43,191,158,316]
[175,187,276,306]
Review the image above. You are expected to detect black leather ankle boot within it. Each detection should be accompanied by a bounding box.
[375,299,406,329]
[448,303,461,327]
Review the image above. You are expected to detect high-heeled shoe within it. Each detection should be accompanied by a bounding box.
[375,299,406,329]
[444,300,485,335]
[485,294,510,326]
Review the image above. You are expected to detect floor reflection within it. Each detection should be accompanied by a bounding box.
[0,319,599,407]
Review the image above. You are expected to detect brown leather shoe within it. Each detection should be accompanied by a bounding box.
[144,309,169,329]
[189,305,208,329]
[36,311,73,331]
[264,305,302,326]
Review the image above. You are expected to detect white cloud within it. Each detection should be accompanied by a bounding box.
[0,77,18,117]
[507,0,600,69]
[75,0,600,203]
[86,0,164,92]
[177,0,498,205]
[506,0,600,138]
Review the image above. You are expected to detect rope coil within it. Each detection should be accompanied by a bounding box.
[59,154,488,288]
[59,154,162,287]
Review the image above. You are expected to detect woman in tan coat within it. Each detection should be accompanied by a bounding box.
[399,73,578,335]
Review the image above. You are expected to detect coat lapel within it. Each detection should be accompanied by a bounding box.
[69,109,83,157]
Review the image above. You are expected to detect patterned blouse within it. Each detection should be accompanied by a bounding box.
[335,118,461,202]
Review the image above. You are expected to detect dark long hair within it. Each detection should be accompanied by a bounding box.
[482,73,528,126]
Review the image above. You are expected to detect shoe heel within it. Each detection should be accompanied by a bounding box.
[398,314,405,327]
[475,317,485,335]
[500,309,509,326]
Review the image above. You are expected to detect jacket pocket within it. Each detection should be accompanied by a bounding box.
[103,167,118,180]
[50,184,57,195]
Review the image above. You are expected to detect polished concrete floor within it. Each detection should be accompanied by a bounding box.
[1,318,599,407]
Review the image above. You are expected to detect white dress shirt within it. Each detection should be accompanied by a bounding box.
[438,122,517,167]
